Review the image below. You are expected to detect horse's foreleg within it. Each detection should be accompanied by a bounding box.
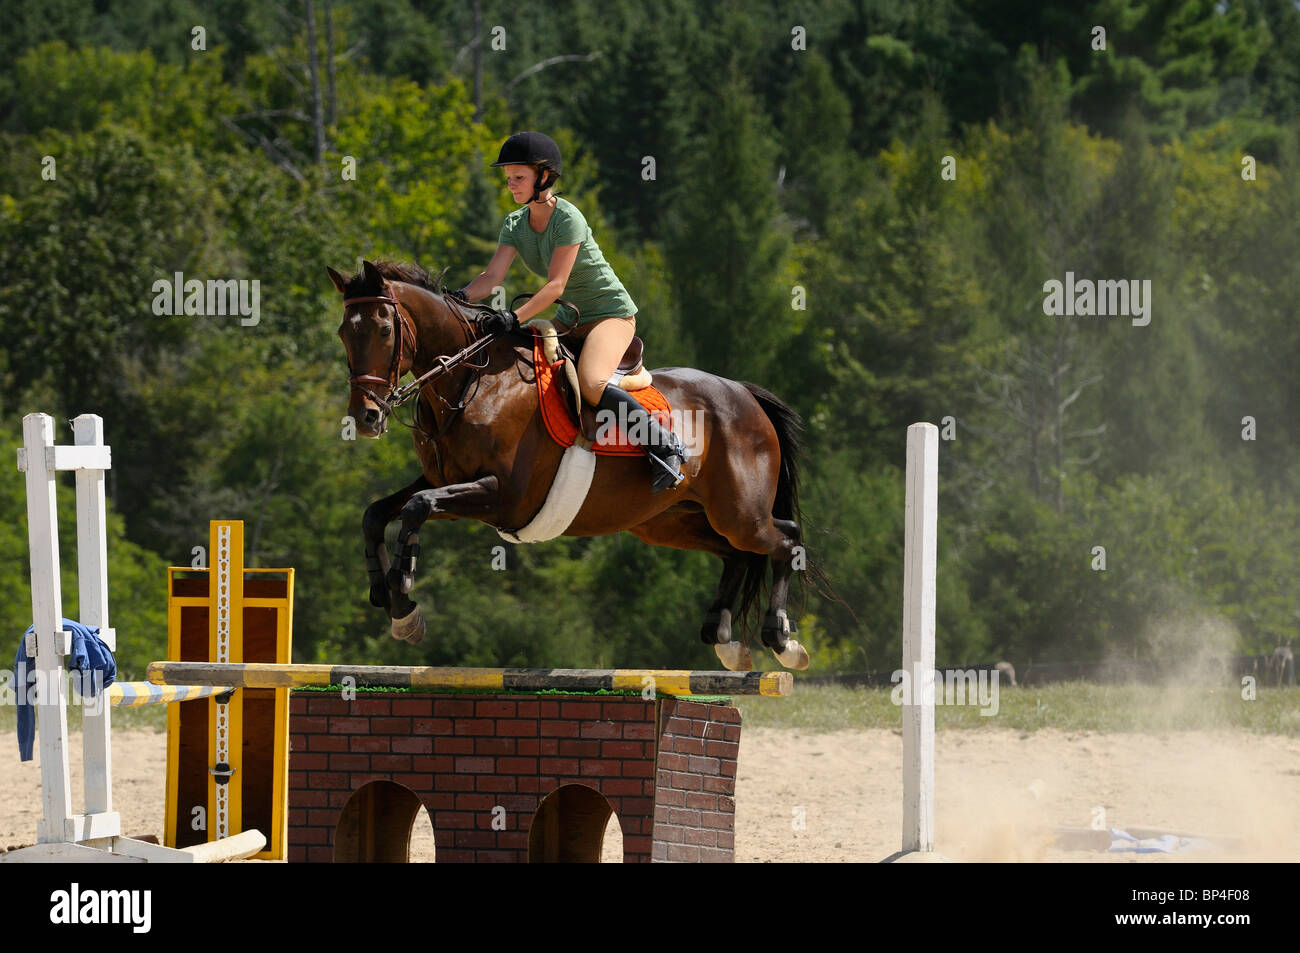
[363,475,432,613]
[387,475,502,644]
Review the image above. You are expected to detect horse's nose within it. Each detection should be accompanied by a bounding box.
[363,408,382,428]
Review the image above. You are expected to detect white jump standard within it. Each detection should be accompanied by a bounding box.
[886,422,944,863]
[3,413,260,863]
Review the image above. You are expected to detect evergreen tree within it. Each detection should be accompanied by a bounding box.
[662,70,796,384]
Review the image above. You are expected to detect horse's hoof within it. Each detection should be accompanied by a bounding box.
[391,607,426,645]
[772,639,809,671]
[715,642,752,671]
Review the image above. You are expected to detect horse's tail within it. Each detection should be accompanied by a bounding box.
[733,382,844,633]
[741,381,803,521]
[735,382,804,627]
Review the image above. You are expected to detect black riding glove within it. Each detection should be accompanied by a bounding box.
[481,309,520,336]
[448,287,469,304]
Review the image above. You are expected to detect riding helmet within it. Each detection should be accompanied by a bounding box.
[492,131,562,200]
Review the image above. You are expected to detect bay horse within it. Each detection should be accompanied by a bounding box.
[328,259,810,671]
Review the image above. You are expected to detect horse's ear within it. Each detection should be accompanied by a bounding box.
[325,266,348,294]
[362,259,383,288]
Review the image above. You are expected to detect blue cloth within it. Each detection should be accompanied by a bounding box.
[14,618,117,762]
[1108,828,1213,853]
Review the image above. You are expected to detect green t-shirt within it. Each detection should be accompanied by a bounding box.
[498,197,637,326]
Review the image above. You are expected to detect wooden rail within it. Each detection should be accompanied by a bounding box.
[147,661,793,697]
[106,681,232,708]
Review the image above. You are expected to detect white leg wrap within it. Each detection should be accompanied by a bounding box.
[715,608,733,643]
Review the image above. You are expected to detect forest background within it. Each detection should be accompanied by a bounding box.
[2,0,1296,677]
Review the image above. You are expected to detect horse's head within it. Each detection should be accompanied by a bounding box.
[328,259,416,438]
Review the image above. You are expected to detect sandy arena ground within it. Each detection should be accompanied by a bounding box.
[3,726,1297,862]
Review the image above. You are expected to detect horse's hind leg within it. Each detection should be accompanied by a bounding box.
[626,507,755,670]
[765,519,802,635]
[701,556,746,643]
[762,518,809,669]
[702,485,809,669]
[702,555,754,671]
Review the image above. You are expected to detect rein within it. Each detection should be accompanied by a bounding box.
[343,278,586,468]
[343,283,494,416]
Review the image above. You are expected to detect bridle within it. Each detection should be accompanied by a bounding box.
[342,281,495,417]
[342,288,413,415]
[341,275,586,483]
[341,276,584,479]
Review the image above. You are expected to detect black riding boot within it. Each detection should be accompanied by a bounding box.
[596,384,688,492]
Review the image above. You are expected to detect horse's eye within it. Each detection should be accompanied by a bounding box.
[380,324,392,337]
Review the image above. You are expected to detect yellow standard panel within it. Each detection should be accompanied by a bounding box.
[165,523,296,859]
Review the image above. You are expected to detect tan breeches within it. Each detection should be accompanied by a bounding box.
[573,315,636,405]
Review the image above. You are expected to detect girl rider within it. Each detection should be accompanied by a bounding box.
[451,131,687,493]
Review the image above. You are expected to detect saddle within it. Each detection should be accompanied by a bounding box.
[530,320,654,437]
[554,328,646,377]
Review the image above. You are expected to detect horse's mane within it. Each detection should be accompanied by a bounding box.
[342,260,447,298]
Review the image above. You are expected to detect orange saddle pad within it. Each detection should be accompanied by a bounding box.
[532,333,673,456]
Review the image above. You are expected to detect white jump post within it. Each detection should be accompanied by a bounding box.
[4,413,262,863]
[900,422,939,859]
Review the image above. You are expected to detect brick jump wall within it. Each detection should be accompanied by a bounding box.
[287,692,741,863]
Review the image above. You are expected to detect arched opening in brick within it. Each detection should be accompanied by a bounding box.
[409,805,437,862]
[600,813,625,863]
[528,784,624,862]
[333,780,436,862]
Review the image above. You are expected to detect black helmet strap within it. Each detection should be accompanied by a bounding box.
[529,167,554,204]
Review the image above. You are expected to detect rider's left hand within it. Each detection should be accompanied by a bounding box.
[481,309,520,337]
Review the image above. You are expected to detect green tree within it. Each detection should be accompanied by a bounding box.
[1074,0,1267,139]
[662,71,797,383]
[777,51,854,239]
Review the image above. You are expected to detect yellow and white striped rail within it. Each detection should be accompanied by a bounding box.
[106,681,233,708]
[146,662,793,697]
